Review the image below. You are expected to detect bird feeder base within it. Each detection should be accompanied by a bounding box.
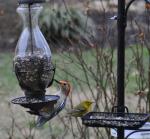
[11,95,60,112]
[82,112,150,130]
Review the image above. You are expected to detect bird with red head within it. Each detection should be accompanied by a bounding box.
[36,79,72,127]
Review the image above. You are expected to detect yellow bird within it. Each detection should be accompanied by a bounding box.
[68,100,94,117]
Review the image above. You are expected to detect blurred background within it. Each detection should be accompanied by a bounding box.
[0,0,150,138]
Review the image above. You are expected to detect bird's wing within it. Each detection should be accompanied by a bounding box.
[38,103,55,118]
[55,99,66,114]
[68,104,87,117]
[36,99,67,127]
[70,106,86,113]
[38,91,63,118]
[36,116,48,128]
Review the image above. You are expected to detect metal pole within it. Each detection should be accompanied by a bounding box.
[117,0,126,138]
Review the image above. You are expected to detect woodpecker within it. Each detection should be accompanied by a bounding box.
[36,80,72,127]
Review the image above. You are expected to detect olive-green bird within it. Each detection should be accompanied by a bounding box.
[68,100,94,117]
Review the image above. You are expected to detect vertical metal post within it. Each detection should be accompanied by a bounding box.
[117,0,126,139]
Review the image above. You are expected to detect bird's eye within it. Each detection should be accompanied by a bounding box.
[63,83,67,86]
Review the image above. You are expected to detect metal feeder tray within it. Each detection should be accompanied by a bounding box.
[11,95,60,112]
[82,112,150,130]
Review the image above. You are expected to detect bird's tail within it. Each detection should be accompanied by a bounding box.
[36,116,48,128]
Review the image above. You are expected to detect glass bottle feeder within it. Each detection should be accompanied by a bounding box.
[11,0,59,112]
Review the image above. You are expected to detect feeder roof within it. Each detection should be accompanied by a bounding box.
[18,0,45,4]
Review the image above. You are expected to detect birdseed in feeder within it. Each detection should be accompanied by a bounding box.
[14,55,54,93]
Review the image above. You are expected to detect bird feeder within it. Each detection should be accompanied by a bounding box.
[82,0,150,139]
[11,0,59,112]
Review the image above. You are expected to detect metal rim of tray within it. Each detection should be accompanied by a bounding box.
[82,112,150,130]
[11,95,60,111]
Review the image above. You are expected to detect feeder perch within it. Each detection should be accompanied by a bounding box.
[11,0,59,111]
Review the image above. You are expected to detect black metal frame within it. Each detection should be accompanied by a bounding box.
[82,111,150,129]
[81,0,150,139]
[117,0,148,138]
[117,0,126,137]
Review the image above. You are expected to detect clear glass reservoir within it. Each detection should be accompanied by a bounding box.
[14,3,53,98]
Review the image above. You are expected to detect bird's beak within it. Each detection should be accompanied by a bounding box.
[54,79,60,84]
